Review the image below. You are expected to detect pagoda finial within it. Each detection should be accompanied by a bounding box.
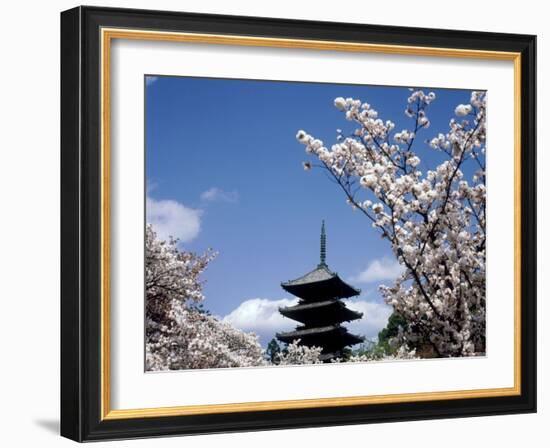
[320,220,327,266]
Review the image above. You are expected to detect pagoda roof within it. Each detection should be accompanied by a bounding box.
[281,264,360,300]
[276,324,364,347]
[279,299,363,324]
[278,324,339,338]
[284,263,335,285]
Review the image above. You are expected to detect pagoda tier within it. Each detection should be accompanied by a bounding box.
[281,264,360,301]
[279,299,363,327]
[276,325,364,349]
[277,221,364,362]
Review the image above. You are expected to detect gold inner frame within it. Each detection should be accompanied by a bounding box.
[100,27,522,420]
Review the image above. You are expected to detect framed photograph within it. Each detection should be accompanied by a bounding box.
[60,6,536,441]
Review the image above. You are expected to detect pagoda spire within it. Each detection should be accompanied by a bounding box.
[319,220,327,266]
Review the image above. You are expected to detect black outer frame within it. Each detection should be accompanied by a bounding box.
[60,5,537,442]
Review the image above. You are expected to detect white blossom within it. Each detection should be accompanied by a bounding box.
[372,203,384,214]
[455,104,473,116]
[407,156,421,167]
[277,340,323,365]
[296,129,309,144]
[334,97,347,111]
[331,346,418,363]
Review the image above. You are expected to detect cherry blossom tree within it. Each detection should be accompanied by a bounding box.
[332,345,418,363]
[297,89,486,358]
[145,224,266,370]
[277,340,323,365]
[145,224,214,322]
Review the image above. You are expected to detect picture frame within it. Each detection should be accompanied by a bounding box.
[60,5,536,442]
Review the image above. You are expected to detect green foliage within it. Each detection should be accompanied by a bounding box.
[266,338,282,364]
[351,339,387,359]
[188,302,211,315]
[377,311,408,354]
[340,347,353,361]
[349,312,408,359]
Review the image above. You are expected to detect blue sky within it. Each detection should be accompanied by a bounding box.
[145,75,478,346]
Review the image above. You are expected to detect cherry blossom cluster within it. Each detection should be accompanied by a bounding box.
[297,89,487,357]
[145,225,265,371]
[146,302,266,371]
[276,340,323,365]
[331,345,418,363]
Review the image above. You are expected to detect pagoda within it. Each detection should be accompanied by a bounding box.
[276,221,364,362]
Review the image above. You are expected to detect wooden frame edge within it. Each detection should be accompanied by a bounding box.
[99,27,523,421]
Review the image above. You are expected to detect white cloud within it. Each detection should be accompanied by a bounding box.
[146,195,202,243]
[345,299,393,339]
[200,187,239,203]
[222,298,298,344]
[222,297,393,346]
[145,76,158,86]
[350,257,404,283]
